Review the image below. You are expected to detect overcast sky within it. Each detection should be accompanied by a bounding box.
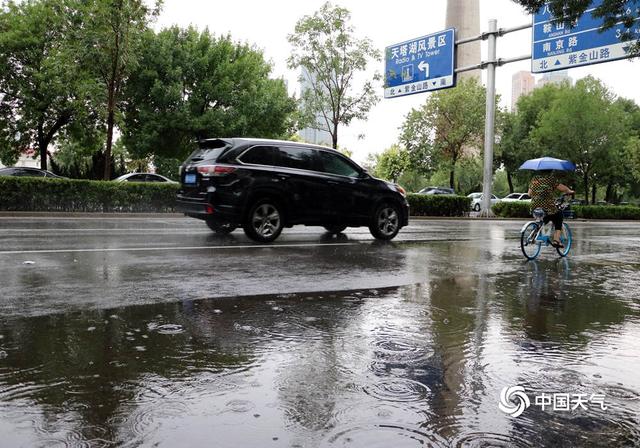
[156,0,640,163]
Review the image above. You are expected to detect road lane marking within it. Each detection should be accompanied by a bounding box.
[0,242,361,255]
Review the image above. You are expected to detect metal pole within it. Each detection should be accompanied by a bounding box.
[480,19,497,217]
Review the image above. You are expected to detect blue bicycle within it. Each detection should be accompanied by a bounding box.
[520,194,573,260]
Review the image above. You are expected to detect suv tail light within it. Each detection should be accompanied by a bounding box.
[196,165,236,177]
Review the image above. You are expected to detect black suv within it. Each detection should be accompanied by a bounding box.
[176,138,409,242]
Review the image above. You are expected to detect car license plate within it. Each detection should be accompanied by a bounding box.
[184,173,196,185]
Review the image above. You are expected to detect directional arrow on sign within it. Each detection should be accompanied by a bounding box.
[418,61,430,78]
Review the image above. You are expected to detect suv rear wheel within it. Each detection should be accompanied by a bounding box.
[369,202,401,240]
[205,220,237,235]
[243,199,284,243]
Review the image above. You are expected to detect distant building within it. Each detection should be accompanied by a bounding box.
[446,0,481,81]
[297,67,332,147]
[511,71,536,111]
[536,70,573,88]
[0,149,39,169]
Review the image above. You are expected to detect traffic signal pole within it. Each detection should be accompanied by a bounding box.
[455,20,532,216]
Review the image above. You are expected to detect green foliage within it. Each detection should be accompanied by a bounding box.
[532,77,630,204]
[287,2,380,149]
[399,78,488,188]
[407,194,470,217]
[492,201,532,218]
[0,0,92,169]
[372,144,410,183]
[396,170,429,193]
[74,0,162,179]
[497,84,564,193]
[122,27,297,162]
[0,176,178,212]
[492,169,512,198]
[153,157,181,181]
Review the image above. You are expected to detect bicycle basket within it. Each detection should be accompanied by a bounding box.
[532,208,545,219]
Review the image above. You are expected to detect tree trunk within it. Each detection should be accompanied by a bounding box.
[449,169,455,190]
[38,141,48,171]
[507,170,514,194]
[605,182,613,203]
[104,88,116,180]
[331,122,338,149]
[583,174,589,205]
[591,184,597,205]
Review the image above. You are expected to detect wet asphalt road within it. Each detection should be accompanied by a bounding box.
[1,216,639,447]
[1,215,638,317]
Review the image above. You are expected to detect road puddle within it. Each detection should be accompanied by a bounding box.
[1,260,639,447]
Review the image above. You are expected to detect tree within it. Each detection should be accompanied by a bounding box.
[512,0,640,56]
[77,0,160,180]
[287,2,380,149]
[372,144,411,183]
[399,78,487,189]
[532,77,630,204]
[0,0,89,170]
[497,83,564,193]
[122,27,297,164]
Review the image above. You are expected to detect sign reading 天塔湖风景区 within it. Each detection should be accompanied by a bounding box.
[532,0,640,73]
[384,28,456,98]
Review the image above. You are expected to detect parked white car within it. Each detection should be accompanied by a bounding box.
[467,192,500,211]
[501,192,531,202]
[114,173,178,184]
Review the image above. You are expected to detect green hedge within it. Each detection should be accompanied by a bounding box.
[0,177,179,213]
[492,201,531,218]
[407,194,470,217]
[574,205,640,220]
[492,200,640,220]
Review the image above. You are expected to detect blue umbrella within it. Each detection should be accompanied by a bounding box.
[519,156,576,171]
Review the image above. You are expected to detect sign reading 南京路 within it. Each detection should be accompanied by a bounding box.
[384,28,456,98]
[532,0,640,73]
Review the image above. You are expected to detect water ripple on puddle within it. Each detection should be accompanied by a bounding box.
[320,424,448,447]
[362,378,431,403]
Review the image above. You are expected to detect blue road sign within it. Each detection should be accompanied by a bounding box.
[385,28,456,98]
[532,0,640,73]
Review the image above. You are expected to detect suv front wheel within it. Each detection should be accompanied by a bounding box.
[243,199,284,243]
[369,202,401,240]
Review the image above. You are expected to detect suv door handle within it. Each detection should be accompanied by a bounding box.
[327,180,340,185]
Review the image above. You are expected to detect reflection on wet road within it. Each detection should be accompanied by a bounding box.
[0,217,639,447]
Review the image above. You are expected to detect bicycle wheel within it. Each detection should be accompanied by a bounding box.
[556,223,572,257]
[521,222,542,260]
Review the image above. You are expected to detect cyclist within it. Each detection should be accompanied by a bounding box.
[528,170,574,248]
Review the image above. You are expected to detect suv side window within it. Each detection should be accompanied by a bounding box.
[238,146,277,166]
[275,146,317,171]
[318,151,360,178]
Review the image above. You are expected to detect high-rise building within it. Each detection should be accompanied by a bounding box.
[537,70,573,88]
[297,67,332,147]
[511,71,536,111]
[446,0,481,81]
